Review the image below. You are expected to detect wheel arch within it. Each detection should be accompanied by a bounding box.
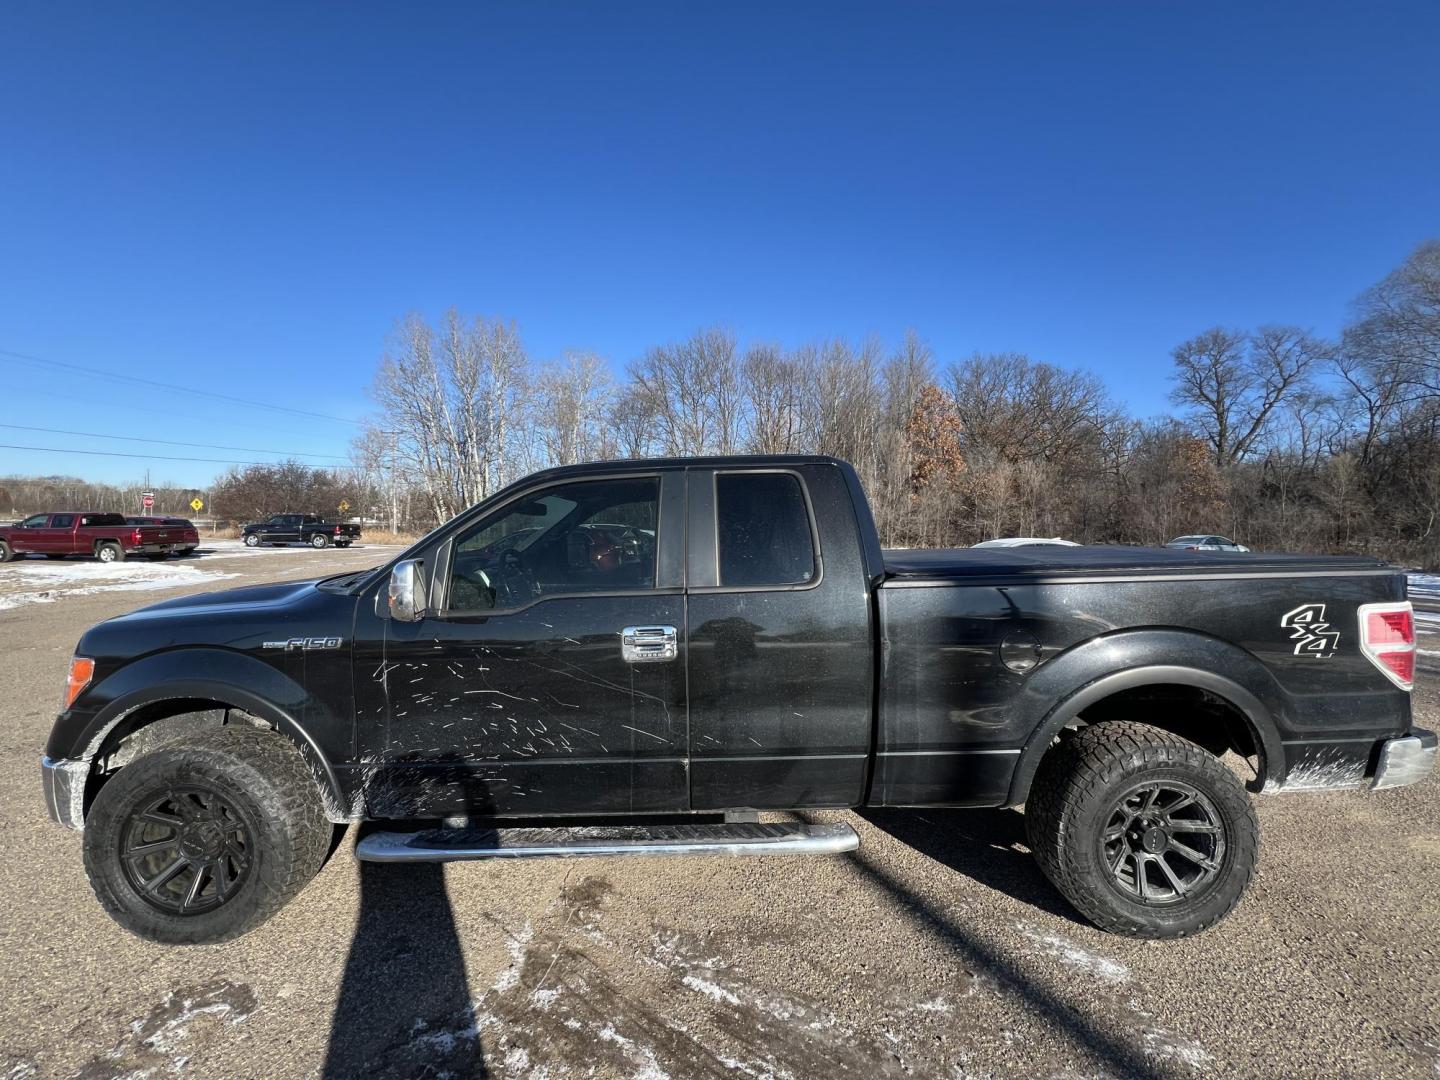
[1006,633,1288,806]
[73,676,349,824]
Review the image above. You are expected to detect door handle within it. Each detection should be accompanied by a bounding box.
[621,625,677,663]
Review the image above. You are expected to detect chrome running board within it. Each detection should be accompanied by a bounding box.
[355,821,858,863]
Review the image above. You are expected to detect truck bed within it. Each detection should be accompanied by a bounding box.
[882,545,1392,582]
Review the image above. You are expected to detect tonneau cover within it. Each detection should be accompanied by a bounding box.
[881,545,1393,581]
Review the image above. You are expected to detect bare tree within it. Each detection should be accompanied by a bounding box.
[1347,239,1440,395]
[535,351,617,465]
[368,310,532,523]
[1169,327,1321,465]
[948,353,1111,464]
[626,328,743,454]
[741,344,812,453]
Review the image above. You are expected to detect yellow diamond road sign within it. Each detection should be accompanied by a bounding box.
[190,498,204,512]
[338,500,350,513]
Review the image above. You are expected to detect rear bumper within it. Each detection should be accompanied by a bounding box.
[1373,728,1437,790]
[41,755,89,830]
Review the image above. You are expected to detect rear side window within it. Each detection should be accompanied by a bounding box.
[715,473,817,587]
[85,514,125,527]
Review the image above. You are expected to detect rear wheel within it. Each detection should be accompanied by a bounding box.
[83,726,330,944]
[1026,721,1258,938]
[96,541,124,563]
[310,533,329,549]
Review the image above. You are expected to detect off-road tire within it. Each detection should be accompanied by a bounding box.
[1025,721,1258,938]
[96,541,124,563]
[244,533,261,547]
[0,541,15,562]
[83,726,330,945]
[310,533,329,549]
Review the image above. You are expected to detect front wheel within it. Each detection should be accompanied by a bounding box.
[1025,721,1258,938]
[82,726,330,944]
[310,533,329,549]
[0,541,13,563]
[243,533,261,547]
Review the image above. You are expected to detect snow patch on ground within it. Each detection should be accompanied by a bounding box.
[1142,1027,1214,1068]
[682,974,741,1006]
[1016,923,1130,984]
[0,561,239,612]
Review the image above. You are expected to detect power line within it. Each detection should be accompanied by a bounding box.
[0,443,364,469]
[0,348,368,427]
[0,422,351,460]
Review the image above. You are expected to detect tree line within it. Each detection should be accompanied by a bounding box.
[353,240,1439,566]
[5,241,1436,566]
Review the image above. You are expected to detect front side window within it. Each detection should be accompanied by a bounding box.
[20,515,47,528]
[715,473,816,587]
[447,477,659,612]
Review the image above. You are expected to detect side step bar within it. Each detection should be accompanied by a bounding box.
[355,821,858,863]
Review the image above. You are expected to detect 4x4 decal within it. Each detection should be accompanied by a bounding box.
[1280,603,1340,658]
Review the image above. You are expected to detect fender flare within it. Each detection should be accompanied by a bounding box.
[1004,635,1289,806]
[68,652,349,822]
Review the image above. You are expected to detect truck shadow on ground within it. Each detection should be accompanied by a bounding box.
[856,805,1084,924]
[322,844,489,1079]
[806,810,1171,1080]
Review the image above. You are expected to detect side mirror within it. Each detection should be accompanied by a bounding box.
[388,559,429,622]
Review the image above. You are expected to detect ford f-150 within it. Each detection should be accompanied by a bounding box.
[39,456,1432,944]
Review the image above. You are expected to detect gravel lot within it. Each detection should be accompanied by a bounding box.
[1,544,1437,1079]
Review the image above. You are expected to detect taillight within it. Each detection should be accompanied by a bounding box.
[1359,601,1415,690]
[334,525,342,535]
[131,528,143,545]
[63,657,94,709]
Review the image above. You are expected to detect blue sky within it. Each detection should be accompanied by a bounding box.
[2,2,1437,487]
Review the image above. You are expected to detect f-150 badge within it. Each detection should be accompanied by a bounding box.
[1280,604,1339,658]
[263,637,343,651]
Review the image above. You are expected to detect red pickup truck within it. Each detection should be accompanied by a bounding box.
[0,513,188,563]
[125,516,200,557]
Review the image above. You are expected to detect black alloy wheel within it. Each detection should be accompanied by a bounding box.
[1025,720,1259,937]
[120,787,255,915]
[1100,780,1224,905]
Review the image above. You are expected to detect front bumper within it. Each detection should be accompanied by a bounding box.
[1373,728,1438,790]
[41,755,89,830]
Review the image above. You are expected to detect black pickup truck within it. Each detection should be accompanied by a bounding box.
[241,513,360,549]
[42,455,1431,945]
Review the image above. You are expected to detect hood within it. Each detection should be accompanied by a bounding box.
[101,579,322,625]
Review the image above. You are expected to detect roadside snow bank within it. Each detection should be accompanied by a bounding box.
[0,561,239,612]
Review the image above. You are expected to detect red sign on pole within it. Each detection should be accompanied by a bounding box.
[142,491,155,510]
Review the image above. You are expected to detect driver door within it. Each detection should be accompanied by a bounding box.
[9,514,49,554]
[366,471,689,819]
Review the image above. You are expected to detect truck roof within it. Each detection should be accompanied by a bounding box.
[518,454,846,485]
